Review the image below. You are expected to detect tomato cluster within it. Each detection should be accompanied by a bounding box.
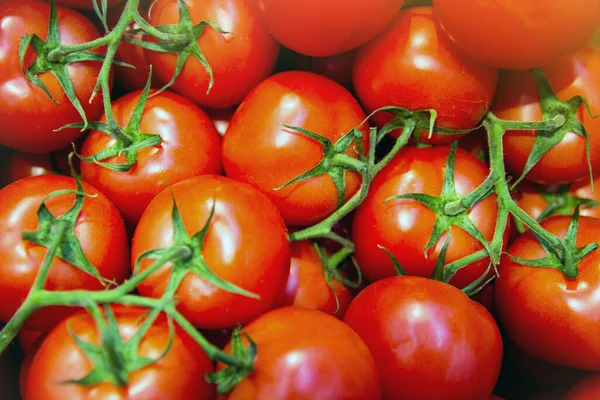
[1,0,600,399]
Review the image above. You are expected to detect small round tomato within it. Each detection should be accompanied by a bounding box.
[564,374,600,399]
[344,276,503,400]
[0,175,130,331]
[217,307,381,399]
[146,0,279,109]
[353,6,498,144]
[496,216,600,370]
[222,71,369,227]
[80,89,222,226]
[352,145,502,289]
[495,46,600,185]
[257,0,404,57]
[433,0,600,69]
[280,240,353,319]
[25,307,215,399]
[131,175,290,330]
[0,0,109,153]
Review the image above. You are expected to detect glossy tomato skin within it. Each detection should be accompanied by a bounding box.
[353,7,498,144]
[257,0,404,57]
[564,374,600,399]
[496,216,600,370]
[146,0,279,109]
[352,145,502,289]
[0,176,130,331]
[217,307,381,400]
[131,175,290,330]
[0,151,56,188]
[0,0,109,153]
[495,46,600,185]
[222,71,369,227]
[280,240,353,319]
[344,276,503,400]
[433,0,600,69]
[80,89,222,226]
[25,307,216,400]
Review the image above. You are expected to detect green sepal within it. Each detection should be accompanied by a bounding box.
[206,326,257,396]
[431,233,452,282]
[91,0,110,33]
[531,183,599,222]
[462,262,495,298]
[377,245,406,277]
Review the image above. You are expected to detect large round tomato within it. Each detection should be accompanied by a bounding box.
[0,0,109,153]
[24,307,215,399]
[352,145,502,289]
[0,176,130,331]
[494,46,600,185]
[217,307,381,399]
[222,71,369,227]
[353,6,498,144]
[131,175,290,330]
[256,0,404,57]
[146,0,279,109]
[433,0,600,69]
[496,216,600,370]
[80,89,222,226]
[343,276,503,400]
[280,240,353,319]
[564,374,600,399]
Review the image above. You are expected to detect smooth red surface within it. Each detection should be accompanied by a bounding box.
[564,374,600,399]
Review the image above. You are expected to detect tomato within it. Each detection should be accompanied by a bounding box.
[24,307,215,399]
[222,71,369,227]
[0,0,109,153]
[353,7,497,144]
[352,145,502,289]
[131,175,290,330]
[344,276,503,399]
[495,46,600,185]
[0,175,130,331]
[19,331,45,399]
[433,0,600,69]
[17,329,44,356]
[146,0,279,109]
[0,151,56,188]
[80,89,222,226]
[207,107,235,137]
[257,0,404,57]
[217,307,381,400]
[280,240,353,319]
[496,216,600,370]
[564,374,600,399]
[54,0,124,10]
[295,50,356,86]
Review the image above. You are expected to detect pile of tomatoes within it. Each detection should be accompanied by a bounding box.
[2,0,600,399]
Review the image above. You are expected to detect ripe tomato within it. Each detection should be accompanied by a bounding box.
[564,374,600,399]
[352,145,502,289]
[19,331,45,399]
[222,71,369,227]
[54,0,124,9]
[433,0,600,69]
[0,0,109,153]
[0,175,130,331]
[495,46,600,185]
[344,276,503,399]
[353,7,498,144]
[24,307,215,399]
[131,175,290,330]
[496,216,600,370]
[80,89,222,226]
[146,0,279,109]
[257,0,404,57]
[280,240,353,319]
[217,307,381,399]
[0,151,55,188]
[304,51,356,86]
[17,330,44,356]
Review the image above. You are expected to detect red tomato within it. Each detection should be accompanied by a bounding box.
[0,0,109,153]
[280,240,353,319]
[496,216,600,370]
[353,7,498,144]
[25,307,215,399]
[0,151,56,188]
[257,0,404,57]
[344,276,503,400]
[53,0,124,9]
[146,0,279,109]
[222,71,369,227]
[564,374,600,399]
[17,330,44,356]
[80,89,222,226]
[131,175,290,330]
[295,50,356,86]
[217,307,381,400]
[433,0,600,69]
[352,145,502,289]
[0,176,130,331]
[19,331,45,399]
[494,46,600,185]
